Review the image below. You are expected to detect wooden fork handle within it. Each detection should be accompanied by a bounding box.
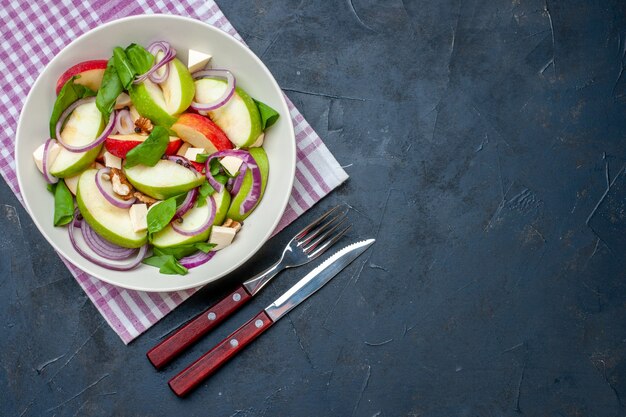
[169,311,274,397]
[147,286,252,369]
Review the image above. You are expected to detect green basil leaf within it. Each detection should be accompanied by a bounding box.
[253,99,280,130]
[53,180,74,226]
[193,156,222,175]
[50,76,97,138]
[146,196,176,234]
[142,255,188,275]
[113,46,137,90]
[195,153,210,163]
[153,242,216,260]
[124,126,170,168]
[209,158,221,176]
[125,43,154,75]
[196,180,214,207]
[214,174,229,185]
[96,58,123,121]
[193,242,216,253]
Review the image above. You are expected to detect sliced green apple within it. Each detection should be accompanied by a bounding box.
[123,159,204,200]
[76,169,147,248]
[151,191,228,248]
[226,147,269,222]
[213,188,231,226]
[49,100,104,178]
[194,78,262,148]
[129,58,194,127]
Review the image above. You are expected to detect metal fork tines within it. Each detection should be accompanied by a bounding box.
[243,205,351,295]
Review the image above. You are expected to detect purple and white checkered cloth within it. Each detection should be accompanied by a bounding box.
[0,0,348,343]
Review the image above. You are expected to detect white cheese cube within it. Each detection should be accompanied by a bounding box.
[176,142,191,157]
[94,162,106,170]
[209,226,237,250]
[103,151,122,169]
[64,174,81,195]
[251,133,265,147]
[129,204,148,233]
[184,147,206,162]
[32,142,61,174]
[187,49,212,73]
[220,156,244,176]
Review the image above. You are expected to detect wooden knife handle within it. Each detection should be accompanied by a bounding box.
[147,285,252,369]
[169,310,274,397]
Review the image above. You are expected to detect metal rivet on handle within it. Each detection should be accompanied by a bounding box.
[207,312,216,321]
[233,293,241,302]
[255,319,264,328]
[230,339,239,347]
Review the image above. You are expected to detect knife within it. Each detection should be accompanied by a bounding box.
[168,238,375,397]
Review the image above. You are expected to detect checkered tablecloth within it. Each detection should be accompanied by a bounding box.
[0,0,348,343]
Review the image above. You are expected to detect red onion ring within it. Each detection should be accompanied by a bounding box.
[171,194,216,236]
[81,221,137,260]
[114,109,135,135]
[147,42,171,84]
[190,69,236,112]
[134,41,176,85]
[174,188,198,220]
[69,211,147,271]
[203,149,254,193]
[42,138,59,184]
[239,162,262,215]
[204,150,262,215]
[56,97,115,153]
[178,250,216,269]
[229,162,248,196]
[95,168,136,209]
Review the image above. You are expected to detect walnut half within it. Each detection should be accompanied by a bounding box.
[133,191,158,206]
[222,218,242,233]
[110,168,135,200]
[135,117,153,134]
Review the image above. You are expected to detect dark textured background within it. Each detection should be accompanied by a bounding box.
[2,0,626,415]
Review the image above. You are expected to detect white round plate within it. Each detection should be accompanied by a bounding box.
[15,15,295,292]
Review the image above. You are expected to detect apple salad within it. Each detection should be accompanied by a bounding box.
[34,41,278,274]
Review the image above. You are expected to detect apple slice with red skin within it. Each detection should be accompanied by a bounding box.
[104,134,183,159]
[55,60,108,95]
[190,161,204,173]
[171,113,233,154]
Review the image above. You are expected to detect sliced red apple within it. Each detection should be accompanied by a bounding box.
[55,60,108,95]
[104,134,183,159]
[171,113,233,154]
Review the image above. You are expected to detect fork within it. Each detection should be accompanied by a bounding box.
[147,205,351,369]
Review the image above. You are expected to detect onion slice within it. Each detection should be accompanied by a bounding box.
[204,150,262,215]
[229,162,248,196]
[95,168,136,209]
[42,138,59,184]
[179,250,216,269]
[114,109,135,134]
[171,194,216,236]
[81,221,137,260]
[239,162,262,215]
[69,211,147,271]
[190,69,236,112]
[174,188,198,220]
[134,41,176,85]
[56,97,115,153]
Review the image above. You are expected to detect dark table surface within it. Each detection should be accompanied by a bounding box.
[3,0,626,416]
